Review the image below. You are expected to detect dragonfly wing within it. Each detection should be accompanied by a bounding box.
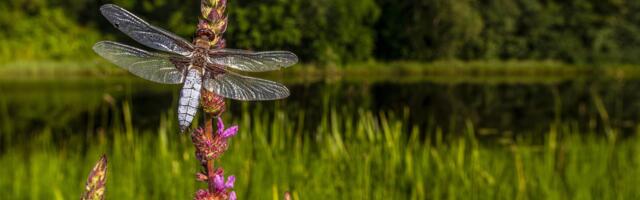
[93,41,188,84]
[100,4,194,56]
[203,70,290,101]
[208,49,298,72]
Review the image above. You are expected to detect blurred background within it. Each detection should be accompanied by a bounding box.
[1,0,640,199]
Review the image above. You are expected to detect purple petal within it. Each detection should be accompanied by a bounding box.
[229,191,237,200]
[221,125,238,139]
[208,9,221,21]
[214,174,225,191]
[216,117,225,134]
[225,175,235,189]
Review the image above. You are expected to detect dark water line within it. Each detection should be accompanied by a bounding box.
[1,76,639,148]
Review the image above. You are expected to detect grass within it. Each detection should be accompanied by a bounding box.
[1,101,639,199]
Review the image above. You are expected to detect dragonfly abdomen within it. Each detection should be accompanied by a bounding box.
[178,67,202,133]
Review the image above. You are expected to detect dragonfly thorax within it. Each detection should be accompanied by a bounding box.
[194,37,211,50]
[190,47,209,71]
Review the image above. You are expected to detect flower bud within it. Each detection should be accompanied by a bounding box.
[81,155,108,200]
[201,90,225,116]
[196,172,209,182]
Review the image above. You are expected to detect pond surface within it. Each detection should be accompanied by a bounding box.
[1,73,639,144]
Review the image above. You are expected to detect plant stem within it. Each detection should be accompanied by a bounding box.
[197,0,228,196]
[204,113,216,193]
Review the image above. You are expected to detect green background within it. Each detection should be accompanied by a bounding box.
[2,0,640,65]
[2,1,640,199]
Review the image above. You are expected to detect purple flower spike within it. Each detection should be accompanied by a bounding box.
[81,155,108,200]
[225,175,235,189]
[229,191,237,200]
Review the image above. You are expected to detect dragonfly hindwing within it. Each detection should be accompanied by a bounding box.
[203,70,289,101]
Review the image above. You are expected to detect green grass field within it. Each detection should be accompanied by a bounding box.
[1,102,639,199]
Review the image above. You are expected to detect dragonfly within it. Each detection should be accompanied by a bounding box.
[93,4,298,132]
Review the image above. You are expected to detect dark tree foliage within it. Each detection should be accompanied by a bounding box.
[375,0,640,64]
[226,0,379,64]
[2,0,640,65]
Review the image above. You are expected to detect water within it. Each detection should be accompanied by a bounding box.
[0,74,637,142]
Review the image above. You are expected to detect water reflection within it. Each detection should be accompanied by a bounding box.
[0,75,638,143]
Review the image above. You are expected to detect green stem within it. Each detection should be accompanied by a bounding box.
[204,113,216,192]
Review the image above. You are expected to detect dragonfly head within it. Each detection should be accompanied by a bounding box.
[195,28,214,45]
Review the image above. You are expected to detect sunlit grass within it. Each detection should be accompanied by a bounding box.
[1,102,639,199]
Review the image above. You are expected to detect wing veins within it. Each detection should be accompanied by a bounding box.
[93,41,187,84]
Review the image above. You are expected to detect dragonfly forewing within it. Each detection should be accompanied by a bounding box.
[100,4,194,56]
[203,70,290,101]
[208,49,298,72]
[93,41,188,84]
